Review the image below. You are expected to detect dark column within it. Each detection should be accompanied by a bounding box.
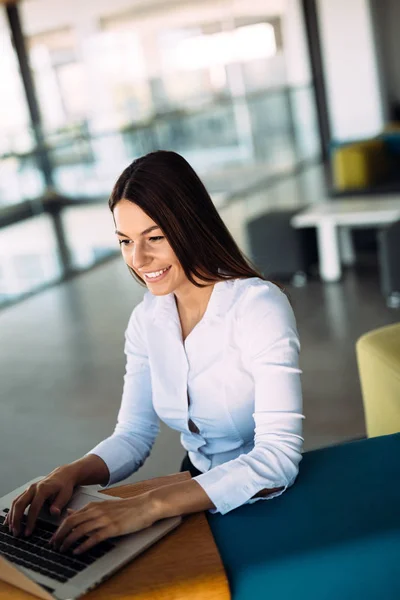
[44,195,75,277]
[284,87,302,163]
[5,1,54,187]
[4,2,76,276]
[301,0,331,162]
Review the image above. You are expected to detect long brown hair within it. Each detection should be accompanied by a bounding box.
[109,150,267,288]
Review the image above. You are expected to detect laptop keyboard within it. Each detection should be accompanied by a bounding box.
[0,510,116,583]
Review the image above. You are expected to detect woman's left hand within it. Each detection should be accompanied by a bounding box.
[49,494,159,555]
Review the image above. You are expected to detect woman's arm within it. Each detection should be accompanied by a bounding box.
[150,479,215,517]
[65,454,110,487]
[148,478,286,521]
[47,469,286,554]
[148,285,303,520]
[186,283,304,515]
[87,302,160,487]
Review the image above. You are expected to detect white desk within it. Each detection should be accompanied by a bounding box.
[291,198,400,282]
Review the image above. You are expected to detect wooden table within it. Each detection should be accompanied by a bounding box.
[0,472,230,600]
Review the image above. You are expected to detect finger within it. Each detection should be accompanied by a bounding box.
[50,488,73,517]
[73,528,112,555]
[8,493,24,532]
[51,509,97,546]
[59,518,109,553]
[11,489,36,536]
[25,491,55,537]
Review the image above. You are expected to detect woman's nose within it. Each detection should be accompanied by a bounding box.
[130,244,150,270]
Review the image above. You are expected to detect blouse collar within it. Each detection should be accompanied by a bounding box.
[151,278,238,329]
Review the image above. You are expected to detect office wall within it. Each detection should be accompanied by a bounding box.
[20,0,287,36]
[316,0,385,141]
[281,0,311,86]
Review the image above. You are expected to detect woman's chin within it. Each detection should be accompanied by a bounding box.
[145,276,174,296]
[147,285,172,296]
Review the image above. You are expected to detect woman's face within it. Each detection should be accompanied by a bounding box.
[114,199,187,296]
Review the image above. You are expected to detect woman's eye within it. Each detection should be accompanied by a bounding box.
[118,236,163,246]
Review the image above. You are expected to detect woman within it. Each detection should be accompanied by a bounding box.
[6,151,304,556]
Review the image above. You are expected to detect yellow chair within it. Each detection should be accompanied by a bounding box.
[332,139,390,190]
[356,323,400,437]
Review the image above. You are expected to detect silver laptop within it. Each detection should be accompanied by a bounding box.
[0,477,182,600]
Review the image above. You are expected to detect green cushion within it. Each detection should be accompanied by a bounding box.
[208,434,400,599]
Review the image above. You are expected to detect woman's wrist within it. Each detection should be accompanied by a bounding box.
[147,489,167,523]
[147,479,215,522]
[64,455,110,487]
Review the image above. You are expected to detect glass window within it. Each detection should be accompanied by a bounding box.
[0,214,62,306]
[62,205,117,270]
[28,27,85,136]
[0,0,320,308]
[0,13,33,155]
[0,14,45,206]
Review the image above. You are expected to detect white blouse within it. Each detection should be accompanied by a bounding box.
[88,277,304,515]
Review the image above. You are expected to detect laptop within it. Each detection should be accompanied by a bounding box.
[0,476,182,600]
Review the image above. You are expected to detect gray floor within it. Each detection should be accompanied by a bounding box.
[1,167,399,497]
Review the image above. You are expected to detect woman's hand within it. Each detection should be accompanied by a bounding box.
[4,465,79,537]
[50,494,160,555]
[4,455,109,538]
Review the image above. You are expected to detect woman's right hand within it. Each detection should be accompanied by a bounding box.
[4,464,79,537]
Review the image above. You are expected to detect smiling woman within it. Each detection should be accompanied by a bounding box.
[109,150,275,338]
[6,150,304,556]
[109,150,267,291]
[113,200,182,293]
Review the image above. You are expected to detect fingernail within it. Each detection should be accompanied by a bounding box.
[24,529,31,537]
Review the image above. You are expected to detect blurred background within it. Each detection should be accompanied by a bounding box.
[1,0,399,495]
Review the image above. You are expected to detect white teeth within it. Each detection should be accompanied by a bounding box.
[145,267,169,279]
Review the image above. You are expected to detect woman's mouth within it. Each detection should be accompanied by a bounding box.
[143,266,172,283]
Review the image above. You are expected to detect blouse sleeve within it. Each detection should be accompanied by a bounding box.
[193,282,304,515]
[87,302,159,487]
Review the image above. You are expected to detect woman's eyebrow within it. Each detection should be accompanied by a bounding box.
[115,225,161,237]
